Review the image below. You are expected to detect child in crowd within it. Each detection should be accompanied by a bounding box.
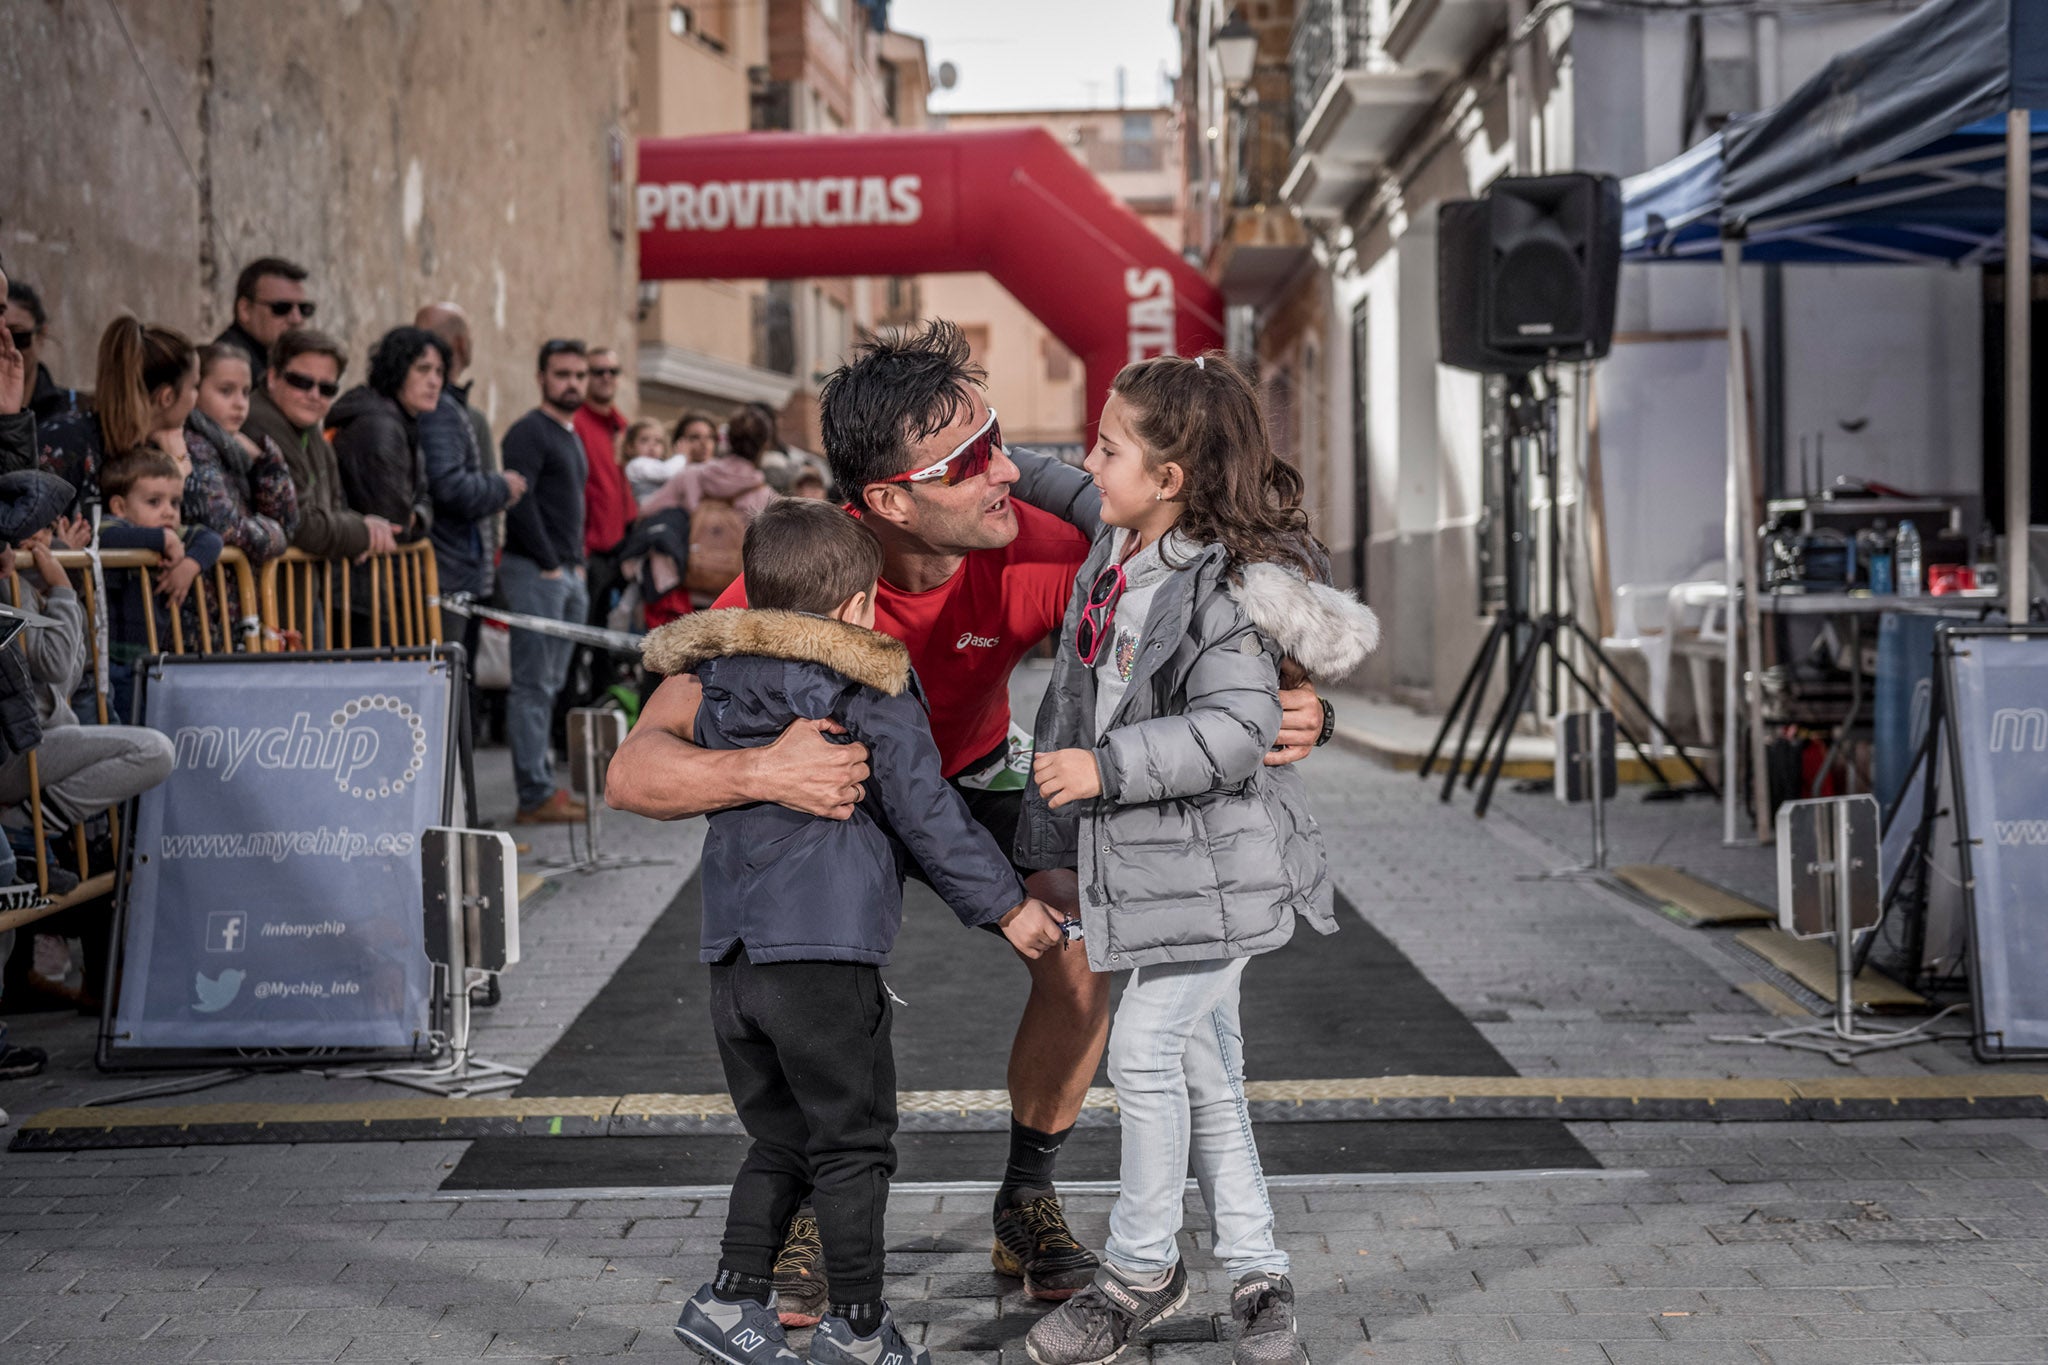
[188,342,299,561]
[622,416,689,502]
[789,468,829,500]
[640,498,1067,1365]
[97,452,225,719]
[1018,353,1377,1365]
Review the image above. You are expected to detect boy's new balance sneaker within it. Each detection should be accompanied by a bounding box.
[1023,1260,1189,1365]
[673,1283,804,1365]
[1230,1272,1307,1365]
[808,1309,930,1365]
[773,1208,829,1327]
[992,1186,1099,1301]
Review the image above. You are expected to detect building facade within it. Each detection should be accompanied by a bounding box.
[2,0,638,435]
[1181,0,1969,714]
[634,0,931,450]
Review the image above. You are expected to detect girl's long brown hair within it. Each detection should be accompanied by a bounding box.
[1110,351,1324,578]
[96,316,195,455]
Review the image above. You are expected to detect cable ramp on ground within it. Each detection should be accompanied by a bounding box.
[16,1074,2048,1149]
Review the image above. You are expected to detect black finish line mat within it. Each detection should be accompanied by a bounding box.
[442,875,1585,1186]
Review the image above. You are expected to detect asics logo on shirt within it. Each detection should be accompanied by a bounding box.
[955,631,1000,649]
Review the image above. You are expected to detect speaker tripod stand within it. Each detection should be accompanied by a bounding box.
[1420,365,1718,817]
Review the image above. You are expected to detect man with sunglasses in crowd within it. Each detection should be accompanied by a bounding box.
[215,257,316,388]
[246,328,399,563]
[607,321,1330,1318]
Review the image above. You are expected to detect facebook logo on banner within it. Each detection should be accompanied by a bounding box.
[206,912,247,953]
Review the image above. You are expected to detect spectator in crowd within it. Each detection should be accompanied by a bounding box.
[6,278,81,425]
[642,403,777,610]
[672,410,717,465]
[416,304,507,589]
[328,326,441,539]
[414,303,526,695]
[215,257,313,387]
[246,329,397,562]
[185,343,300,562]
[0,466,177,831]
[791,467,830,500]
[97,452,225,704]
[0,255,31,475]
[623,417,688,501]
[499,339,590,824]
[36,316,197,501]
[575,345,638,620]
[749,400,828,494]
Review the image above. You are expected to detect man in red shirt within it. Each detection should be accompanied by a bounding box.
[607,323,1325,1315]
[575,345,639,625]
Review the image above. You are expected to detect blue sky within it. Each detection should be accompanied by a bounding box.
[890,0,1182,113]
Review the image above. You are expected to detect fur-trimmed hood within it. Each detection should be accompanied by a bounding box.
[641,608,912,696]
[1227,562,1380,683]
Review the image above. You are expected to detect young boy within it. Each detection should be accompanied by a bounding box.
[97,452,224,719]
[641,498,1067,1365]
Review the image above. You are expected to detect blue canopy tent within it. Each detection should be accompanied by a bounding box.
[1614,0,2048,840]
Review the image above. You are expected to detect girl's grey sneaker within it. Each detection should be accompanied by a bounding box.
[1230,1272,1307,1365]
[808,1309,930,1365]
[673,1283,804,1365]
[1024,1260,1189,1365]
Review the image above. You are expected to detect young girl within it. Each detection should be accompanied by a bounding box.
[1018,353,1377,1365]
[187,343,300,561]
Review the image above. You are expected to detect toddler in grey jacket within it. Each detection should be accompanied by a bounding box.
[1022,354,1377,1365]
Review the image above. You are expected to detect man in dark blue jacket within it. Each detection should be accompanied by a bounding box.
[643,498,1066,1365]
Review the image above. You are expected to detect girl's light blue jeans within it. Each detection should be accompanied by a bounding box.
[1102,954,1289,1281]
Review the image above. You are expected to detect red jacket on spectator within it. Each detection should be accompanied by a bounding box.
[574,403,637,556]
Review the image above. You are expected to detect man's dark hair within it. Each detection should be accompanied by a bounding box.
[271,327,348,376]
[743,499,882,615]
[537,337,587,371]
[234,256,309,302]
[818,320,985,491]
[6,280,47,330]
[366,327,452,403]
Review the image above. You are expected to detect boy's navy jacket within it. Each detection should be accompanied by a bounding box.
[643,608,1025,966]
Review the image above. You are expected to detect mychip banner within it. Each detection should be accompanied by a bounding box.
[1942,628,2048,1059]
[109,656,454,1056]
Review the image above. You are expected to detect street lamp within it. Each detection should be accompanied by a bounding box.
[1213,8,1258,89]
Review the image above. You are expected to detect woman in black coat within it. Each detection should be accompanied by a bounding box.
[327,327,444,541]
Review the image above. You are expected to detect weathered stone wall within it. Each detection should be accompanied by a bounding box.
[1,0,638,434]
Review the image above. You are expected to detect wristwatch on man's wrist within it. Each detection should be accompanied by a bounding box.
[1314,697,1336,747]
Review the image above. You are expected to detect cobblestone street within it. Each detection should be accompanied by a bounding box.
[2,729,2043,1363]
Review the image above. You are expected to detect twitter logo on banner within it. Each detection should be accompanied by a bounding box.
[193,969,245,1014]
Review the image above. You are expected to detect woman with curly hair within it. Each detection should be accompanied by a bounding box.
[327,325,444,540]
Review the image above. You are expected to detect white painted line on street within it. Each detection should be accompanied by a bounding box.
[349,1168,1650,1203]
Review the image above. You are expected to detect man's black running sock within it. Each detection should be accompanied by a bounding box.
[999,1119,1072,1201]
[713,1268,773,1306]
[832,1300,886,1336]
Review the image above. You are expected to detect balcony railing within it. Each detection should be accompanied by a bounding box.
[1231,69,1296,207]
[1290,0,1375,133]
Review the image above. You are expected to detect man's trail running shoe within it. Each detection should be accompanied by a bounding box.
[773,1207,829,1327]
[992,1185,1099,1301]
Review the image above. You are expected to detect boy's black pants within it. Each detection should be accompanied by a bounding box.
[709,953,898,1303]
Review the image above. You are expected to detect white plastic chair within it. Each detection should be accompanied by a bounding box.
[1667,568,1730,747]
[1601,581,1676,756]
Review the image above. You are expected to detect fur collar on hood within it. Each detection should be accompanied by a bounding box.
[1227,562,1380,683]
[641,608,912,696]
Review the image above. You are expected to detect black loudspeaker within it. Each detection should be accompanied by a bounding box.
[1438,172,1622,374]
[1438,200,1535,375]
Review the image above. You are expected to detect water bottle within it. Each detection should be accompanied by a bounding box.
[1895,519,1923,596]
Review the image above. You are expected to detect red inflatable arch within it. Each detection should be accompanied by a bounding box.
[636,128,1224,437]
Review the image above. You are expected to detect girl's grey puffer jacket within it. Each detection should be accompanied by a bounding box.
[1013,520,1380,973]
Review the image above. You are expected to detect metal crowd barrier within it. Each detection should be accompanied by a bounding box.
[259,541,444,652]
[0,540,441,924]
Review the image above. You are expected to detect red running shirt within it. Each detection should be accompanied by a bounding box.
[713,502,1089,776]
